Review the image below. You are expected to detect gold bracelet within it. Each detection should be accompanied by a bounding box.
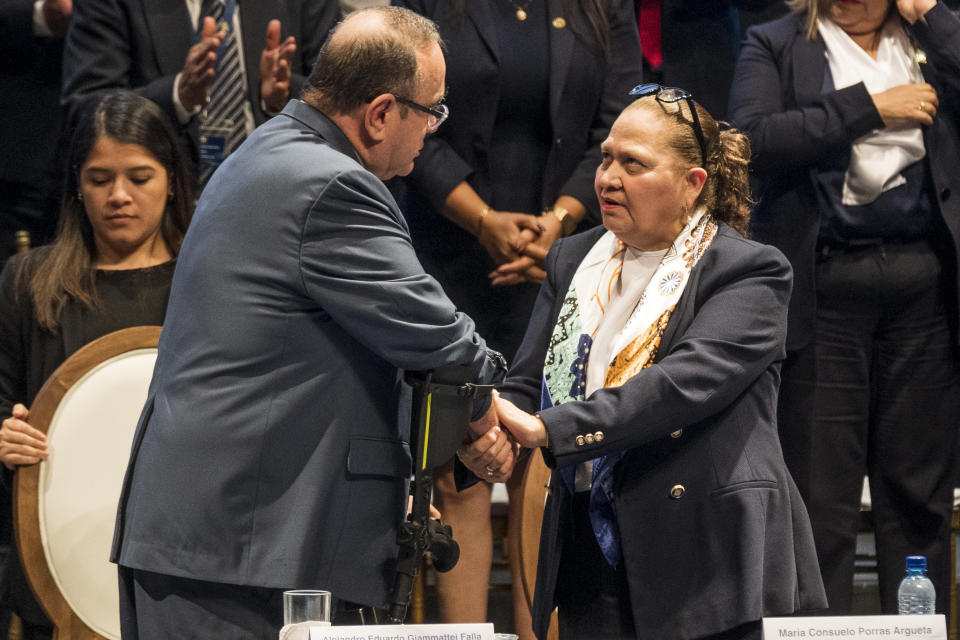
[477,206,491,236]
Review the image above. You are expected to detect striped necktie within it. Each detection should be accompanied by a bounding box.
[200,0,246,184]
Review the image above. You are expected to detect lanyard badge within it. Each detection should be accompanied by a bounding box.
[197,0,239,169]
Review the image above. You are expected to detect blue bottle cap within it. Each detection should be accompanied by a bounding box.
[906,555,927,570]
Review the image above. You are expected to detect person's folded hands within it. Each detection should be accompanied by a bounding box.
[478,210,542,265]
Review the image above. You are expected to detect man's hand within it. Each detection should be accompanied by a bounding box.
[871,83,939,129]
[0,404,49,470]
[456,425,518,483]
[494,391,548,448]
[260,19,296,113]
[178,16,222,112]
[897,0,936,23]
[468,400,498,438]
[41,0,72,37]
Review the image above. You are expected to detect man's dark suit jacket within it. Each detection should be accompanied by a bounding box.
[501,224,827,639]
[61,0,339,164]
[729,3,960,350]
[111,100,505,608]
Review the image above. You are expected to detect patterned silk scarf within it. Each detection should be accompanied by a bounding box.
[541,209,718,566]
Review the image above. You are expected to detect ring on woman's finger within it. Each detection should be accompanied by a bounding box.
[919,101,926,112]
[485,465,496,476]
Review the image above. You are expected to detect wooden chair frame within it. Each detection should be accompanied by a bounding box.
[514,448,558,640]
[14,326,161,640]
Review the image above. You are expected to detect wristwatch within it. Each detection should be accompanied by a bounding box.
[544,206,578,237]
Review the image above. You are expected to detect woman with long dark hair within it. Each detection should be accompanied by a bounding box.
[0,90,193,638]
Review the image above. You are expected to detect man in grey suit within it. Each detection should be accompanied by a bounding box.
[111,7,515,638]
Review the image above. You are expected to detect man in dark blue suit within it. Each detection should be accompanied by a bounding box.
[111,7,515,638]
[61,0,340,182]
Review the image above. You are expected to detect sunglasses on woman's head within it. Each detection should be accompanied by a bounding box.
[628,83,707,167]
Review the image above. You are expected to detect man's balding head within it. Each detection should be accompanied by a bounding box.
[303,7,441,116]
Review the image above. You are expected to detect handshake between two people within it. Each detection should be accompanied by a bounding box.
[457,391,549,483]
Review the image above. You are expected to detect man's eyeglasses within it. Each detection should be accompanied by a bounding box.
[628,83,707,167]
[395,96,449,132]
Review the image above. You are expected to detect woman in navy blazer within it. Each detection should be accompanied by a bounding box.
[391,0,641,632]
[729,0,960,616]
[496,92,826,640]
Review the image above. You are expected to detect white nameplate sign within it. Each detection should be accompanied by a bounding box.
[308,623,494,640]
[763,615,945,639]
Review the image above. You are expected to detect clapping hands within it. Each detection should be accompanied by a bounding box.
[178,17,223,111]
[260,19,297,113]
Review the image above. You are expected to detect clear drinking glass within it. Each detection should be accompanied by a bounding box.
[279,590,332,640]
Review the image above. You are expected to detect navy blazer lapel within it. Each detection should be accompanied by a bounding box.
[144,0,194,75]
[547,0,574,123]
[467,1,500,65]
[791,20,827,108]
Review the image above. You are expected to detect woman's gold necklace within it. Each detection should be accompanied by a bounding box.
[507,0,532,20]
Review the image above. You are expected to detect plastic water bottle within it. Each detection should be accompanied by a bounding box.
[898,555,936,614]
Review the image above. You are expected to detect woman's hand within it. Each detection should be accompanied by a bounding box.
[871,83,938,128]
[494,391,548,448]
[897,0,936,23]
[488,254,548,286]
[478,210,543,265]
[0,404,49,470]
[489,216,558,286]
